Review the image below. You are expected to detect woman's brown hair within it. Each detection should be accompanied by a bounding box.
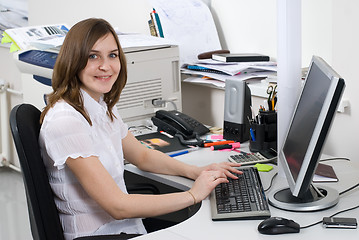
[40,18,127,125]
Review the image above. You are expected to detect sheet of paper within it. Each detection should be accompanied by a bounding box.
[182,76,225,88]
[181,69,272,82]
[117,33,174,49]
[4,24,68,50]
[185,61,277,76]
[148,0,221,65]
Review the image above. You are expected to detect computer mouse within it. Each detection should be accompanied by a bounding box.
[258,217,300,235]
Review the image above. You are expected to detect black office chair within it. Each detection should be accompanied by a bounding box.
[9,103,147,240]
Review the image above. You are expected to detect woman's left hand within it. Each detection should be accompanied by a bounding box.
[197,162,242,180]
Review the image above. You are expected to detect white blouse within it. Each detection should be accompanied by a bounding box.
[39,90,147,240]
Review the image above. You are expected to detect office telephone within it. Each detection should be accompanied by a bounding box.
[151,110,210,139]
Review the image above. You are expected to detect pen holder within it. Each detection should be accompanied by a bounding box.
[249,111,277,152]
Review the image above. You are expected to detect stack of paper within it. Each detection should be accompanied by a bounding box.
[181,59,277,88]
[1,24,69,52]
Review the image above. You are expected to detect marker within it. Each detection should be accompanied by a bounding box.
[210,142,241,151]
[203,140,235,148]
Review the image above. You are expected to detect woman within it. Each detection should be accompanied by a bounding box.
[39,18,241,239]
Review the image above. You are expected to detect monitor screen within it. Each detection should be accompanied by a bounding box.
[269,56,345,211]
[283,61,332,186]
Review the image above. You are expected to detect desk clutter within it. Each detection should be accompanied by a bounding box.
[181,56,277,89]
[147,0,277,88]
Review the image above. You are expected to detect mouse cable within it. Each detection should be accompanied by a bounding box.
[300,204,359,229]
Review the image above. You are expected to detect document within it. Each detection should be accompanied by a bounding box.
[148,0,221,65]
[313,163,338,183]
[2,24,68,52]
[181,59,277,85]
[117,33,174,51]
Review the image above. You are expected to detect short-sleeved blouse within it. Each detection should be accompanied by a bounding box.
[39,90,147,240]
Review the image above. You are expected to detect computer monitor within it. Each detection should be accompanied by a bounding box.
[268,56,345,212]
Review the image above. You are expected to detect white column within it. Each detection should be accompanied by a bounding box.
[277,0,302,153]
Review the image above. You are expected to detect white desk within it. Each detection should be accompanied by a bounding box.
[125,142,359,239]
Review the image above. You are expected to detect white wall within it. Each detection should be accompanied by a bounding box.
[28,0,152,34]
[211,0,277,59]
[325,0,359,160]
[211,0,332,65]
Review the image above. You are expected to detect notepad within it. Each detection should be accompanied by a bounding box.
[212,53,270,63]
[135,131,191,155]
[313,163,338,182]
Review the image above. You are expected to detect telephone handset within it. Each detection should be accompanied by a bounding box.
[151,110,210,139]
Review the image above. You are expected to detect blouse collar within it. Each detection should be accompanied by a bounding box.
[80,89,108,119]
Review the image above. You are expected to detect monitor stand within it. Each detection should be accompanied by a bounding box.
[268,185,339,212]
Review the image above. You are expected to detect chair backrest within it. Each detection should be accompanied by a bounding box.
[10,104,65,240]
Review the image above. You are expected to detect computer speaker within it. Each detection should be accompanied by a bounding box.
[223,79,252,143]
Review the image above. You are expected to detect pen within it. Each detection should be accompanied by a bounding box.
[203,140,235,147]
[250,128,256,141]
[168,147,199,157]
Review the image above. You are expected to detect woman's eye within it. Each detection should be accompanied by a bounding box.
[89,54,98,59]
[109,53,118,58]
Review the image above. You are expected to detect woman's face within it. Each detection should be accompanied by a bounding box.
[79,33,121,102]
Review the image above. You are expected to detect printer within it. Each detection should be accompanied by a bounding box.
[14,36,182,124]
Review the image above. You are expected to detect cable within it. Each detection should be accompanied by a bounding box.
[152,99,178,111]
[339,183,359,196]
[300,219,323,229]
[329,204,359,218]
[300,204,359,229]
[166,100,178,111]
[264,172,277,192]
[277,155,357,229]
[319,157,350,162]
[299,182,359,229]
[175,133,204,146]
[320,155,358,196]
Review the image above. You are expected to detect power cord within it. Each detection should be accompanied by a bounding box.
[152,98,178,111]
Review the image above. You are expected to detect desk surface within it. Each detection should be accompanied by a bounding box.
[125,142,359,240]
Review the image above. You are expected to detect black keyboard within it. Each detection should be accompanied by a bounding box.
[210,167,271,221]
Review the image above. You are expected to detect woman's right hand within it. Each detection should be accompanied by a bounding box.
[189,170,229,203]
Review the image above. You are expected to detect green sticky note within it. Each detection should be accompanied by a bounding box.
[254,163,273,172]
[10,43,20,52]
[1,33,12,44]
